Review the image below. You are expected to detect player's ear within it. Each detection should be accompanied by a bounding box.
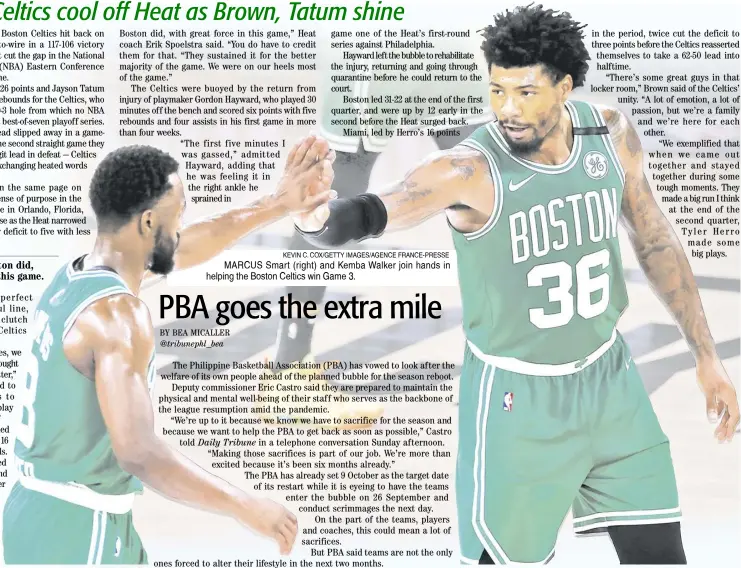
[138,209,155,237]
[559,74,573,102]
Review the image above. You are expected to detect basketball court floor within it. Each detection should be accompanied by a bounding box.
[127,133,740,567]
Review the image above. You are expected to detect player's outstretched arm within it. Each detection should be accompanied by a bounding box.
[74,295,298,554]
[604,106,739,441]
[292,148,489,246]
[144,136,334,283]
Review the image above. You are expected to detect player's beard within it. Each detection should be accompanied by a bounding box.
[499,108,560,156]
[500,128,545,155]
[148,226,178,275]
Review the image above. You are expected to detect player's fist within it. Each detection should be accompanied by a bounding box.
[275,135,335,215]
[237,496,298,555]
[696,357,740,442]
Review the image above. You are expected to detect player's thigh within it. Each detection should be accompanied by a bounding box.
[3,484,100,564]
[574,440,680,535]
[3,484,147,565]
[574,341,680,535]
[457,353,591,563]
[456,349,487,565]
[105,511,148,565]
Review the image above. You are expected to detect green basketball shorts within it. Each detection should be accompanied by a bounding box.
[3,482,147,565]
[456,331,681,564]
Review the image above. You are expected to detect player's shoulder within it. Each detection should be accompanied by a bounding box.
[592,103,628,131]
[75,293,153,347]
[592,103,641,155]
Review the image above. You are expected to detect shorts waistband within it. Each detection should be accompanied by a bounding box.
[17,470,135,515]
[467,330,618,377]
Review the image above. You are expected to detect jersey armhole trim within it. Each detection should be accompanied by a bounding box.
[588,104,626,185]
[66,260,131,289]
[451,140,504,241]
[62,286,134,341]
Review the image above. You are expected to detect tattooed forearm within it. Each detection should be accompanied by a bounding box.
[397,188,433,203]
[623,171,717,363]
[607,104,719,362]
[391,180,434,204]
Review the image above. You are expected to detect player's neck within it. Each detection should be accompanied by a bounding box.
[85,233,147,295]
[521,106,574,166]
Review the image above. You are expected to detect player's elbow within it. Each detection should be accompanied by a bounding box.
[113,436,159,477]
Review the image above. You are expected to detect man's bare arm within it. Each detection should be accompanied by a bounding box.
[607,106,739,439]
[75,296,297,554]
[293,148,492,245]
[168,194,297,272]
[378,149,489,231]
[605,107,717,362]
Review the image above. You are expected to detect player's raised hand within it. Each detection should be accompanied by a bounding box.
[696,357,740,442]
[289,149,337,233]
[237,496,298,555]
[274,135,336,215]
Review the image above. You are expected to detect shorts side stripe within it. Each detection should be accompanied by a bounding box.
[470,360,558,565]
[574,515,683,534]
[573,506,681,524]
[574,508,682,533]
[94,512,108,564]
[87,510,101,565]
[472,364,509,564]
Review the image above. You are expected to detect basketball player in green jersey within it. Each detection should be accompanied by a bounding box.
[292,5,740,565]
[2,136,335,564]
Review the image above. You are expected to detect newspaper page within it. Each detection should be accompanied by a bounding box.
[0,0,739,566]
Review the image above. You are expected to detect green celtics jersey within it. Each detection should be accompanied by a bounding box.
[452,100,629,366]
[14,257,155,495]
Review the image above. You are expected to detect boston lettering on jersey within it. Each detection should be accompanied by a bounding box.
[509,187,620,265]
[450,100,630,366]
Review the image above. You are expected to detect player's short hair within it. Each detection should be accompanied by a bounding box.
[89,145,179,229]
[480,3,590,87]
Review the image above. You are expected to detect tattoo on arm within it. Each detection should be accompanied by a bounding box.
[450,158,476,180]
[378,151,488,231]
[606,109,642,158]
[613,110,716,362]
[396,181,433,204]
